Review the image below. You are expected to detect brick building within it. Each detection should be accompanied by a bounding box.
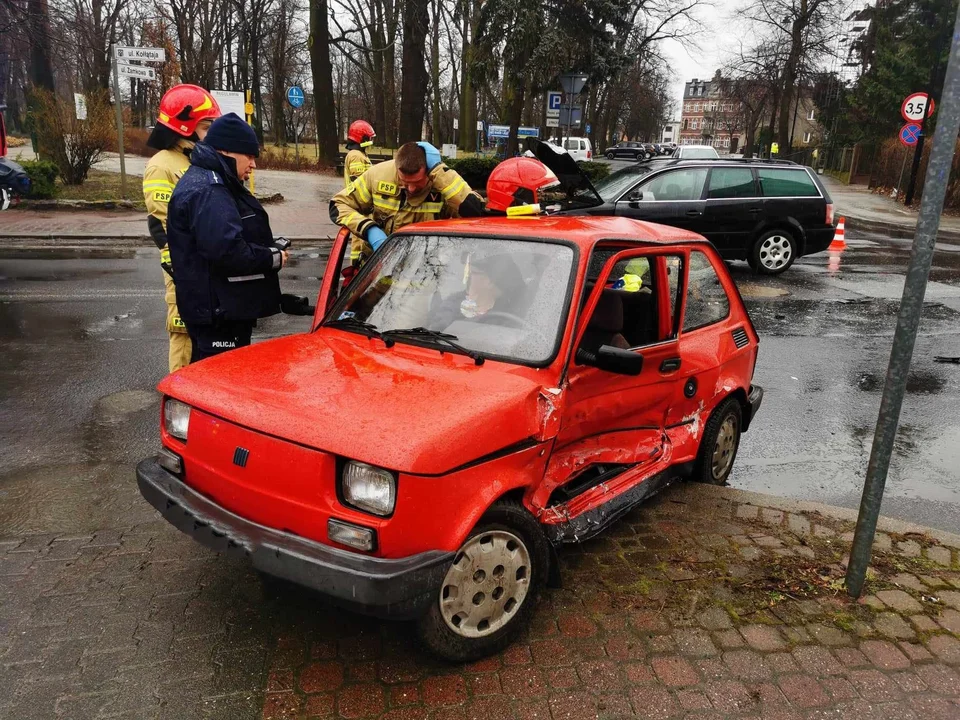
[679,72,820,154]
[678,75,744,152]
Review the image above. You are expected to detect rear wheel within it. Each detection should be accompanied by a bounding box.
[693,397,742,485]
[751,230,797,275]
[417,500,549,662]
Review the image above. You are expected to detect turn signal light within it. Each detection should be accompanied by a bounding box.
[826,203,834,226]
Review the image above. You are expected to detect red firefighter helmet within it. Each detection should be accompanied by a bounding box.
[157,85,221,137]
[348,120,376,147]
[485,157,561,213]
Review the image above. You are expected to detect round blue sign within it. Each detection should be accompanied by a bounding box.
[286,86,305,108]
[899,122,921,147]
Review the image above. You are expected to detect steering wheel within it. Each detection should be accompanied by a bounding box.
[481,311,526,328]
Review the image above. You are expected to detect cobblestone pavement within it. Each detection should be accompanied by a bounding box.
[2,481,959,720]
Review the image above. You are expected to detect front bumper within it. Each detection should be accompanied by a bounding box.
[744,384,764,431]
[136,457,453,619]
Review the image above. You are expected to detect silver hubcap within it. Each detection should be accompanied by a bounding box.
[712,415,739,480]
[439,530,531,638]
[758,235,793,270]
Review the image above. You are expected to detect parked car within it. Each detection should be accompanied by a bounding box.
[137,214,762,662]
[527,139,835,275]
[605,141,647,160]
[672,145,720,160]
[560,136,593,161]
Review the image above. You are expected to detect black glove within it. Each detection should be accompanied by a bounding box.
[280,293,314,316]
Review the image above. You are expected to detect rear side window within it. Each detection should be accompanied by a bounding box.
[683,250,730,332]
[758,168,820,197]
[640,169,708,202]
[707,168,756,199]
[565,139,578,151]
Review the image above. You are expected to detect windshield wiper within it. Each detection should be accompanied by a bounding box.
[380,327,485,366]
[324,315,381,338]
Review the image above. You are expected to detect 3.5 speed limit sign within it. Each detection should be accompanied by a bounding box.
[902,92,935,122]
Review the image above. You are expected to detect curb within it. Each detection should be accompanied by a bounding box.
[686,482,960,549]
[840,211,960,243]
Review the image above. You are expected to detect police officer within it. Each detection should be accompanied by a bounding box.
[330,141,483,269]
[344,119,375,186]
[143,84,221,372]
[166,113,288,362]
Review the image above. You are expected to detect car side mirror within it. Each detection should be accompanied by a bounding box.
[280,293,316,316]
[628,190,652,202]
[576,345,644,375]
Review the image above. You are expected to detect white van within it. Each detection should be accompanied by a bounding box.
[560,137,593,161]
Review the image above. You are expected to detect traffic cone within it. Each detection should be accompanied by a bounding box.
[829,217,847,251]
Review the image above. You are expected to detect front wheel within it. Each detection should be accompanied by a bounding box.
[751,230,797,275]
[693,397,743,485]
[417,500,549,662]
[606,152,615,160]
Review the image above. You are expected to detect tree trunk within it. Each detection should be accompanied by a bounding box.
[504,79,525,157]
[27,0,55,91]
[399,0,428,143]
[778,17,805,151]
[458,1,477,151]
[430,0,441,146]
[310,0,340,167]
[383,0,399,146]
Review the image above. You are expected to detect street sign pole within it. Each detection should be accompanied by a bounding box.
[846,0,960,597]
[110,45,127,200]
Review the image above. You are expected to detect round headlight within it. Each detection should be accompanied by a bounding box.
[163,398,191,441]
[341,461,396,516]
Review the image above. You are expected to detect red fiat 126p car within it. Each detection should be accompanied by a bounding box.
[137,215,762,661]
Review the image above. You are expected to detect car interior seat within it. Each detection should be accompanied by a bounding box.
[579,290,630,354]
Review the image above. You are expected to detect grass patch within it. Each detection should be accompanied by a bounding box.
[55,170,146,209]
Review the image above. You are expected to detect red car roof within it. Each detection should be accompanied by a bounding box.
[394,215,706,251]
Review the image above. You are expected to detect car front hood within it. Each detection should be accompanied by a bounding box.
[158,331,548,475]
[524,138,603,211]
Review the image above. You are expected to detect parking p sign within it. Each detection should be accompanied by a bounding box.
[547,91,562,118]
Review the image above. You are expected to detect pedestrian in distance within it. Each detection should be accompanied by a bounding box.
[329,140,484,275]
[166,113,289,363]
[143,84,221,373]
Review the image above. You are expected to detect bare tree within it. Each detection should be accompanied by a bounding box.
[309,0,339,165]
[398,0,428,142]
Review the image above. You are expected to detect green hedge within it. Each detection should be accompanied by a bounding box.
[444,156,500,189]
[577,161,610,183]
[444,156,611,192]
[19,159,59,199]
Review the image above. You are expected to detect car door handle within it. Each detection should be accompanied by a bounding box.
[685,210,702,217]
[748,208,762,214]
[660,357,682,373]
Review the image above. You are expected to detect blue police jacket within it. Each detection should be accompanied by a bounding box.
[167,142,281,325]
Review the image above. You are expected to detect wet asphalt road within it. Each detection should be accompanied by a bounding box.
[0,231,958,537]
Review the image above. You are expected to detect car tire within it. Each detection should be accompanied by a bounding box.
[692,396,742,485]
[750,229,797,275]
[417,500,550,663]
[606,152,615,160]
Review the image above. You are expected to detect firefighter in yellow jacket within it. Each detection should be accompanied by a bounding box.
[344,119,375,186]
[330,141,483,268]
[143,84,221,372]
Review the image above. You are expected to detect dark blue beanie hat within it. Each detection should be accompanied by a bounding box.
[205,113,260,157]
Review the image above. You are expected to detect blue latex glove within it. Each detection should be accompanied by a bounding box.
[417,141,442,171]
[366,225,388,251]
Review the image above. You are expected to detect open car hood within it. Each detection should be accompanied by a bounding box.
[523,138,603,211]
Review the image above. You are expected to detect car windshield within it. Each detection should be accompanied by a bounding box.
[326,235,576,364]
[680,147,719,159]
[589,165,657,202]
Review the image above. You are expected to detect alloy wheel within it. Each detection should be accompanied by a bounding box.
[439,530,531,638]
[711,414,739,480]
[758,235,793,271]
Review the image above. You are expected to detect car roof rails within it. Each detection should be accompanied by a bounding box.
[724,158,799,165]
